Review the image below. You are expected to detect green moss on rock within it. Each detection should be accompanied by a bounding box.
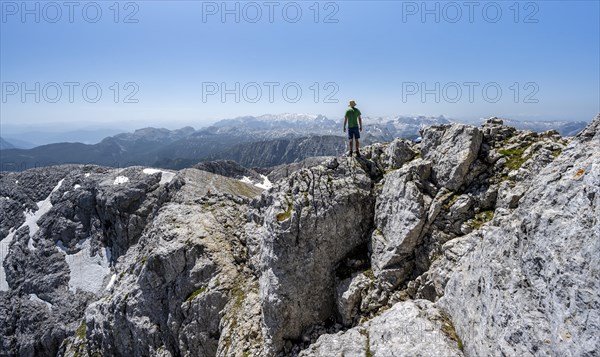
[440,311,464,352]
[75,320,86,340]
[470,210,494,229]
[186,286,207,302]
[498,146,529,171]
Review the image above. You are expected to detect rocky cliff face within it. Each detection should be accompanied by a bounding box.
[0,116,598,357]
[438,118,599,356]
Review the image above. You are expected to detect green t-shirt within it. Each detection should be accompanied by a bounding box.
[345,107,361,128]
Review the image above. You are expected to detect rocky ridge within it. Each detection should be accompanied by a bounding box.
[0,116,597,356]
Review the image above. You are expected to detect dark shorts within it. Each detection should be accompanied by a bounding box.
[348,127,360,140]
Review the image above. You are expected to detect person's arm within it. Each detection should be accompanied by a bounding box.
[343,116,348,132]
[358,116,363,131]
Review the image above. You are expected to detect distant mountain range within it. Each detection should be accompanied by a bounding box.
[1,128,126,148]
[493,118,587,136]
[0,114,589,171]
[0,138,17,150]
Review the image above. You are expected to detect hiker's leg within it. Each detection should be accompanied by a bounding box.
[355,139,360,152]
[348,139,353,153]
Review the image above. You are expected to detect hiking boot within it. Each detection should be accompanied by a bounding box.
[355,151,361,157]
[347,151,353,157]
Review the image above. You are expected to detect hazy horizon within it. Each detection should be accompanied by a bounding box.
[1,111,594,149]
[1,111,594,136]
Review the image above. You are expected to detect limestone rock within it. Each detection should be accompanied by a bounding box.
[335,273,371,327]
[299,300,464,357]
[486,117,504,125]
[76,169,264,357]
[2,117,598,357]
[411,231,482,301]
[266,157,334,183]
[366,138,416,171]
[440,116,600,356]
[371,160,432,289]
[421,124,483,191]
[255,158,375,353]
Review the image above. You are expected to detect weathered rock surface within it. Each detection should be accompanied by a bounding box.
[0,165,175,356]
[1,116,598,357]
[251,157,376,354]
[65,169,264,357]
[366,138,417,172]
[335,272,371,327]
[421,124,483,191]
[439,116,600,356]
[265,156,333,183]
[371,160,433,289]
[299,299,464,357]
[0,166,264,357]
[409,231,482,301]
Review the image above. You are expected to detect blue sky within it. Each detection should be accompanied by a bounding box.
[1,0,599,131]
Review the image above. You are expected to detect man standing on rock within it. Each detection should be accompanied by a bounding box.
[343,99,363,157]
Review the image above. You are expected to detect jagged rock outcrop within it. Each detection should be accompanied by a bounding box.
[421,124,483,191]
[366,138,416,172]
[1,115,597,357]
[0,165,174,355]
[274,117,595,356]
[250,157,377,354]
[74,169,264,357]
[438,116,600,356]
[265,157,333,183]
[371,160,433,289]
[0,166,264,356]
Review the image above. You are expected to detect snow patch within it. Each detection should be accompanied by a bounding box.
[0,179,65,275]
[256,175,273,190]
[74,184,81,190]
[113,176,129,185]
[0,229,16,291]
[105,273,117,292]
[142,168,176,185]
[29,294,53,310]
[25,179,64,251]
[56,239,111,294]
[240,176,254,185]
[85,173,90,177]
[239,175,272,190]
